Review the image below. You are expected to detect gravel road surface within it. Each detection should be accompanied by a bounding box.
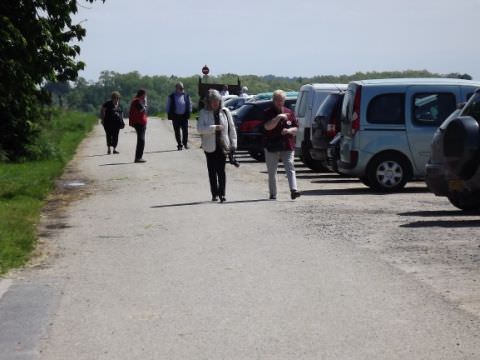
[0,118,479,359]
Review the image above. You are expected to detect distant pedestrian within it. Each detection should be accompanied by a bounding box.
[263,90,301,200]
[166,82,192,150]
[220,85,229,97]
[197,89,237,203]
[100,91,124,155]
[129,89,148,163]
[239,86,249,98]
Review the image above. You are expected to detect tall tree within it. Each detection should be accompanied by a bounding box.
[0,0,104,161]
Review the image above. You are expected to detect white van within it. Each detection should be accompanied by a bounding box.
[295,83,347,170]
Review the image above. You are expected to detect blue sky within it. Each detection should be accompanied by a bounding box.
[74,0,480,81]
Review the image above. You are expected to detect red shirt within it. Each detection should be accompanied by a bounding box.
[129,98,148,126]
[263,106,298,151]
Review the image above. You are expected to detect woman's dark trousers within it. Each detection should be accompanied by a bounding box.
[205,147,226,197]
[103,125,119,148]
[133,124,146,160]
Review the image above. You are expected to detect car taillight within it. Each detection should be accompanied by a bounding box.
[326,123,336,138]
[327,113,338,138]
[351,87,362,135]
[239,120,263,133]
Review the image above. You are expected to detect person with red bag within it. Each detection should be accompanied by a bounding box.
[129,89,148,163]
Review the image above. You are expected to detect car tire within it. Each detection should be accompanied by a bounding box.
[302,143,328,172]
[447,192,480,212]
[443,116,480,180]
[248,149,265,162]
[366,153,411,192]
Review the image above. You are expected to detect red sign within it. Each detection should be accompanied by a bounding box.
[202,65,209,75]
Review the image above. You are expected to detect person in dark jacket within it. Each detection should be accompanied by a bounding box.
[166,82,192,150]
[129,89,148,163]
[100,91,124,155]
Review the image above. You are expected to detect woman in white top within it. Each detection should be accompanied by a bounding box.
[197,89,237,202]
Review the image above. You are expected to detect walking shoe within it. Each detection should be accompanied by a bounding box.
[135,158,146,163]
[211,196,218,202]
[183,144,189,149]
[219,196,226,203]
[107,149,111,154]
[177,145,183,151]
[269,194,277,200]
[113,150,119,154]
[290,190,301,200]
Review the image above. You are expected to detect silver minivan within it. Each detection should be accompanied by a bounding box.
[338,78,480,192]
[295,83,347,170]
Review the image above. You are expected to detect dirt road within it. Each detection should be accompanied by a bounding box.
[0,118,479,359]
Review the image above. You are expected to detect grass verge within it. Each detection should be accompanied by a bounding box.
[0,110,96,275]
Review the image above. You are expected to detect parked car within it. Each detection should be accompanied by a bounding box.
[224,95,251,111]
[310,92,345,171]
[294,84,348,171]
[234,98,297,161]
[336,78,480,192]
[425,89,480,210]
[249,91,298,102]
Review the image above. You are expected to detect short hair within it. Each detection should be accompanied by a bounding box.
[175,82,184,89]
[205,89,223,111]
[272,90,286,101]
[111,91,120,100]
[136,89,146,97]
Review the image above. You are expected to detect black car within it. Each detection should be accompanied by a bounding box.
[425,89,480,211]
[234,98,297,161]
[310,93,344,171]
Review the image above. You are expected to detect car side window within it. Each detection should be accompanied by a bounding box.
[296,91,308,117]
[367,93,405,124]
[412,92,456,126]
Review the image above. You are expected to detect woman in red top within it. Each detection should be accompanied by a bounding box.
[129,89,148,163]
[263,90,301,200]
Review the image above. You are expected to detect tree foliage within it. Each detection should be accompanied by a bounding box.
[0,0,103,161]
[64,69,473,115]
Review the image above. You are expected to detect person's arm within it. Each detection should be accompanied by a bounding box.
[166,96,171,115]
[264,113,287,131]
[100,104,106,123]
[224,108,237,149]
[197,110,220,134]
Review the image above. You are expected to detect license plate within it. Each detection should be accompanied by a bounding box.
[448,179,465,191]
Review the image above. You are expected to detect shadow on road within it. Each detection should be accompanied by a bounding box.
[300,187,430,196]
[400,219,480,228]
[98,162,132,166]
[151,199,270,209]
[144,149,179,154]
[398,210,478,217]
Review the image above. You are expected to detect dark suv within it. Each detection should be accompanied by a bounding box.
[234,98,297,161]
[425,89,480,210]
[310,93,344,171]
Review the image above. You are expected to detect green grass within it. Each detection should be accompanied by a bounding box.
[0,110,96,274]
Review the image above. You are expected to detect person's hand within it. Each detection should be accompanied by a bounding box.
[281,128,290,135]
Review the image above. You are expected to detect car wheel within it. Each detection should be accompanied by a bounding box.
[366,154,411,192]
[302,143,328,172]
[447,192,480,212]
[443,116,480,180]
[248,149,265,162]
